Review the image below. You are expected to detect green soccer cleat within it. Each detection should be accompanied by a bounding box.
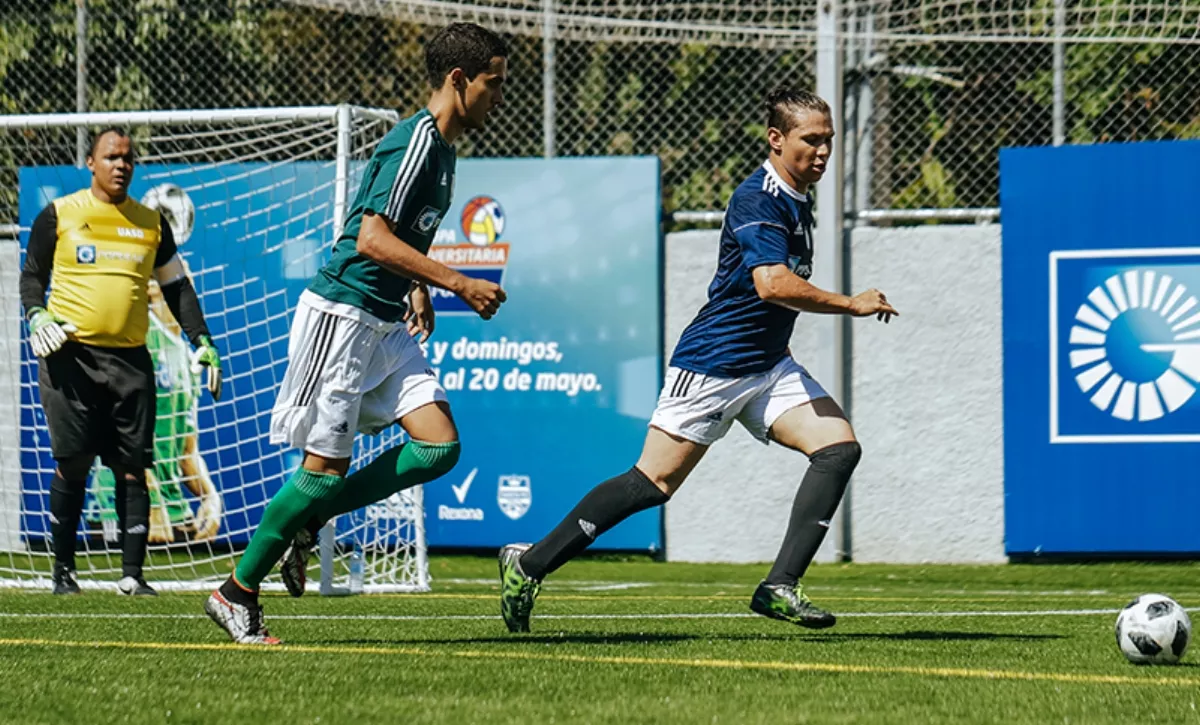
[749,580,837,629]
[498,543,541,633]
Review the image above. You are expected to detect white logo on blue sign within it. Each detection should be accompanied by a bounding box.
[76,244,96,264]
[497,475,531,520]
[1051,248,1200,443]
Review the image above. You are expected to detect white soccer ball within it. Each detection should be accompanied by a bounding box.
[142,182,195,244]
[1115,593,1191,665]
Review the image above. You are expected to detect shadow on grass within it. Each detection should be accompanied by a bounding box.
[314,630,1067,648]
[317,632,699,647]
[795,630,1067,643]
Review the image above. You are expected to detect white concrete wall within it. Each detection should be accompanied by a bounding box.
[848,225,1005,563]
[663,225,1005,564]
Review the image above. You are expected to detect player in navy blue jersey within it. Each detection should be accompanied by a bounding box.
[498,86,898,633]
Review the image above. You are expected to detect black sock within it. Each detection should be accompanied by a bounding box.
[116,474,150,579]
[219,576,258,607]
[764,441,862,586]
[304,516,322,539]
[519,467,669,580]
[49,473,86,570]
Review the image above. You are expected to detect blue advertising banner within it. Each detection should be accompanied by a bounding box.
[1001,140,1200,555]
[19,156,662,552]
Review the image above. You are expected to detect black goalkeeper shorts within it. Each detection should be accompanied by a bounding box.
[37,341,156,470]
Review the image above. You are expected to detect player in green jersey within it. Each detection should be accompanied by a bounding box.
[206,22,509,644]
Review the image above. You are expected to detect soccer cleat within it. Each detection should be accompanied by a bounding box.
[204,590,282,645]
[52,564,81,595]
[749,580,837,629]
[280,527,317,598]
[498,543,541,633]
[116,576,159,596]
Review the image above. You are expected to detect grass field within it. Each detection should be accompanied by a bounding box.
[1,557,1199,724]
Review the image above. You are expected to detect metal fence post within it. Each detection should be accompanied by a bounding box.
[816,0,850,561]
[1052,0,1066,146]
[543,0,556,159]
[75,0,87,167]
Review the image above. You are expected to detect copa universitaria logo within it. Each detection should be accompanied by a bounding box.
[427,195,511,314]
[1067,268,1200,422]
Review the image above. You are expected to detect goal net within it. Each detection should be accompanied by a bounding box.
[0,106,429,593]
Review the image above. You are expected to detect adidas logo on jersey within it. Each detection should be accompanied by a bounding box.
[578,519,597,539]
[331,421,350,435]
[705,411,724,422]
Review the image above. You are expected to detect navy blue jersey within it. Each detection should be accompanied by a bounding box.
[670,161,815,377]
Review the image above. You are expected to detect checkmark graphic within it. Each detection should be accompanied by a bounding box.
[452,468,477,504]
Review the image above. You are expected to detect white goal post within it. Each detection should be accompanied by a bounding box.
[0,105,429,593]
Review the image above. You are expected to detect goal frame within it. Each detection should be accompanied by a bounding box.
[0,105,430,594]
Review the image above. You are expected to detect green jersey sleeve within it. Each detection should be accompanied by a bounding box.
[362,115,439,226]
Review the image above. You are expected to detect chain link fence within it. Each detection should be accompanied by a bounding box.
[1,0,1198,218]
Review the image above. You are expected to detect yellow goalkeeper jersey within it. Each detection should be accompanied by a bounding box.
[44,189,169,348]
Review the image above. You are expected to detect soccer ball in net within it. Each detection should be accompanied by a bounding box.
[1115,594,1191,664]
[461,195,505,246]
[142,182,196,244]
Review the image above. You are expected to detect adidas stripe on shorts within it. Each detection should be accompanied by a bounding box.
[648,356,829,446]
[269,290,446,459]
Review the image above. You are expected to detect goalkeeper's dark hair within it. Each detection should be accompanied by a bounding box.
[425,23,509,88]
[765,86,830,133]
[88,127,130,157]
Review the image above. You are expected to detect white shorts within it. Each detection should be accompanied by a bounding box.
[269,290,447,458]
[649,356,830,446]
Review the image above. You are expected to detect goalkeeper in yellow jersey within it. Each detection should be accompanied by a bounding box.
[20,128,222,595]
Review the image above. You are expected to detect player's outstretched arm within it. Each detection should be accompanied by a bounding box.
[752,265,899,322]
[358,211,506,320]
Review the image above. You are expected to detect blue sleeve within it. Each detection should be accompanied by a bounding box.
[729,192,792,269]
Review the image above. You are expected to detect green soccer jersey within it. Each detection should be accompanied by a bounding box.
[309,108,457,321]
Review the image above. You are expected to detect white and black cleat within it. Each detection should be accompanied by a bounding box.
[116,576,158,596]
[280,528,317,598]
[204,590,282,645]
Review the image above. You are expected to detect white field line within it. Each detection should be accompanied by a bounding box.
[436,580,1200,598]
[3,607,1198,623]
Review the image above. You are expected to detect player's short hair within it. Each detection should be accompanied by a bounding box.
[88,127,130,157]
[765,86,830,133]
[425,23,509,88]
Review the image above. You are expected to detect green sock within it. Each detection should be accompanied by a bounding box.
[235,468,344,591]
[321,440,460,521]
